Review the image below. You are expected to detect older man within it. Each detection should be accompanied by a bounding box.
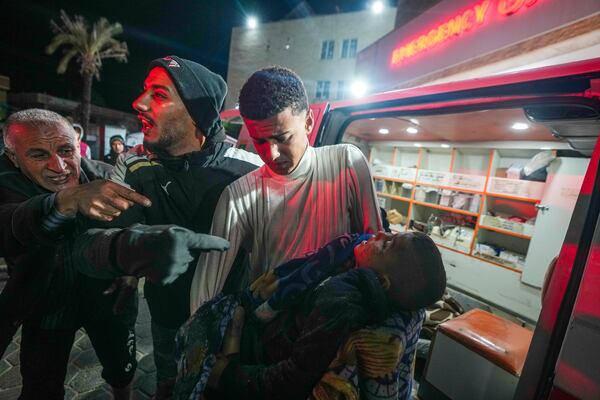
[1,108,228,399]
[0,109,146,399]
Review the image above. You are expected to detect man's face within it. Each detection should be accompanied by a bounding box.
[244,107,313,175]
[354,231,411,271]
[132,67,196,154]
[6,122,81,192]
[111,140,125,154]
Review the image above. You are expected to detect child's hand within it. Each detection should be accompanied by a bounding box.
[250,270,278,300]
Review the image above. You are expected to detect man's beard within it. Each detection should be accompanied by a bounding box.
[144,116,187,156]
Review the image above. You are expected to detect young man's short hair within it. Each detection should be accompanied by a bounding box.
[238,66,309,121]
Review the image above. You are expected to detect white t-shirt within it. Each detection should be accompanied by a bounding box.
[190,144,382,313]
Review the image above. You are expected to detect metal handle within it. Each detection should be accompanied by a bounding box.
[535,204,550,212]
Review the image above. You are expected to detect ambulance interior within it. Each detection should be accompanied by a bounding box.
[337,99,600,399]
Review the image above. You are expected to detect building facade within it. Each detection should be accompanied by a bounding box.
[225,5,396,109]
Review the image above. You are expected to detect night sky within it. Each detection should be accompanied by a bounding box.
[1,0,376,114]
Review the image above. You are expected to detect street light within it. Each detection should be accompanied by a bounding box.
[371,1,384,14]
[247,16,258,29]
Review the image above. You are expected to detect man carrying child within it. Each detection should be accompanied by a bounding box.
[177,231,446,400]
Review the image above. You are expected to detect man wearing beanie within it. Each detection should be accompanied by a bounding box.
[53,56,262,398]
[104,135,129,166]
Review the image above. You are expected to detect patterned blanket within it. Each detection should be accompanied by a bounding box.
[174,233,424,400]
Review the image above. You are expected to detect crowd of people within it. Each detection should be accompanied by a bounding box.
[0,55,446,400]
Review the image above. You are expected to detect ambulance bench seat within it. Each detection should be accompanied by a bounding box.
[417,308,533,400]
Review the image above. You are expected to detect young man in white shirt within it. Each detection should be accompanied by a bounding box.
[190,66,382,312]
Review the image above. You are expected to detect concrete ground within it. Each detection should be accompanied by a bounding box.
[0,268,158,399]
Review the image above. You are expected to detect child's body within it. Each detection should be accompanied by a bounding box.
[175,231,446,400]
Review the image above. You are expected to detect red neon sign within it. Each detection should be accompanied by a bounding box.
[390,0,539,67]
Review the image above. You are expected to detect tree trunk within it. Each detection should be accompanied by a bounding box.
[81,71,93,140]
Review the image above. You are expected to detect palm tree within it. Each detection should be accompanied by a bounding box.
[46,10,128,137]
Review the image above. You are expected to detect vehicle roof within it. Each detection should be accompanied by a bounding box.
[330,57,600,111]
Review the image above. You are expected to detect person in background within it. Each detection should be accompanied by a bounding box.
[73,122,92,159]
[105,134,129,165]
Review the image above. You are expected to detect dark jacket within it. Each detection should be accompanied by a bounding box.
[218,268,390,400]
[104,147,130,166]
[77,137,262,328]
[0,154,111,351]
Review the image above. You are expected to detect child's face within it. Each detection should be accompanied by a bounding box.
[354,232,409,272]
[355,232,426,308]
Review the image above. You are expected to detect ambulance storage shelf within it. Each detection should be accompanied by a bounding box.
[370,146,547,273]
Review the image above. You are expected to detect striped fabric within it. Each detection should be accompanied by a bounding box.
[191,144,383,313]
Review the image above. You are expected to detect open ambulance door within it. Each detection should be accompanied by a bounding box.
[312,58,600,399]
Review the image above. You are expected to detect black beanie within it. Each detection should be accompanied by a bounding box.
[148,56,227,139]
[110,135,125,144]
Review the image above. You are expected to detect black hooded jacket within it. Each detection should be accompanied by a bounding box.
[82,136,262,328]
